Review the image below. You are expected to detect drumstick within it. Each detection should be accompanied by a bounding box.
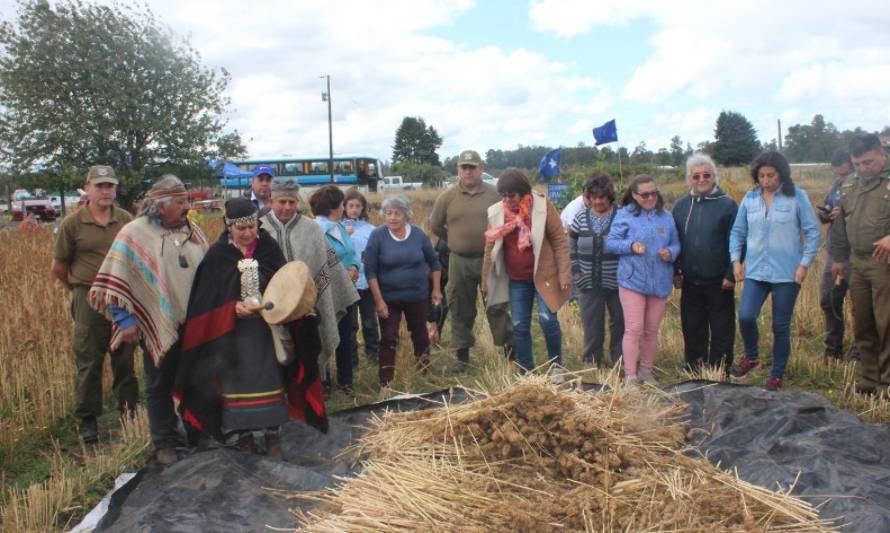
[245,301,275,312]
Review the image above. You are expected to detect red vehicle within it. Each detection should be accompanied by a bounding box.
[188,188,213,202]
[11,189,58,221]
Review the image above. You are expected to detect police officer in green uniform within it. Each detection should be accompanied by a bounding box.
[830,133,890,394]
[51,165,137,443]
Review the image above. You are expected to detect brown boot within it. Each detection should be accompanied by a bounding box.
[156,447,178,466]
[265,432,283,460]
[236,433,255,453]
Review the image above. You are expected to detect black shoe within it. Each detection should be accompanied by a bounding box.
[453,348,469,373]
[856,384,876,396]
[79,416,99,444]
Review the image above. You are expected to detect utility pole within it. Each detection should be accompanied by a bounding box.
[777,119,783,152]
[321,75,334,183]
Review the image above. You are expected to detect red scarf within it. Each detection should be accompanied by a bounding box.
[484,194,532,250]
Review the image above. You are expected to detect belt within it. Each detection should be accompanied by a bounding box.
[452,251,484,259]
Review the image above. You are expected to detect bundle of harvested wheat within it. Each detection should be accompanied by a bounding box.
[294,375,835,532]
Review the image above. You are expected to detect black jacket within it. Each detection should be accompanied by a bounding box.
[672,186,738,284]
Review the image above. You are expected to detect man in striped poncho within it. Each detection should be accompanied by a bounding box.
[90,176,208,465]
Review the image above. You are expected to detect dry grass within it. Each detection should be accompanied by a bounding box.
[0,409,149,531]
[294,375,835,532]
[0,227,78,462]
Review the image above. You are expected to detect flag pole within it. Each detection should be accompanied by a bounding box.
[616,136,624,182]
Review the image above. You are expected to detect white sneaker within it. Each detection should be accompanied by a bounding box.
[548,364,566,385]
[624,376,638,388]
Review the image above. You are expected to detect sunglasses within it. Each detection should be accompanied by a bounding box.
[635,190,659,199]
[691,172,713,181]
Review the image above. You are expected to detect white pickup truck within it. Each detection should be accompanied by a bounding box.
[380,175,422,191]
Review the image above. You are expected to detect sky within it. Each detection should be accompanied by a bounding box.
[1,0,889,163]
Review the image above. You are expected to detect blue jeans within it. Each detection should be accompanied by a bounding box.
[738,279,800,379]
[509,280,562,370]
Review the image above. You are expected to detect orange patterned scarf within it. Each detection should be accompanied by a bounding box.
[484,194,532,250]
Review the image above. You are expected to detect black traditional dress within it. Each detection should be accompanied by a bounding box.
[176,229,328,440]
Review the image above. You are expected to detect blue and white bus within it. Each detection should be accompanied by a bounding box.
[225,155,383,192]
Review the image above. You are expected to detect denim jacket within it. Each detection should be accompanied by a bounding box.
[315,216,360,270]
[729,186,820,283]
[345,219,375,290]
[605,205,680,298]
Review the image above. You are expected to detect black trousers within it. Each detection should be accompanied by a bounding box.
[335,304,357,386]
[819,260,851,357]
[142,341,181,449]
[680,280,735,371]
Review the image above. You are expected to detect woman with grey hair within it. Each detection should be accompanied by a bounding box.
[364,195,442,385]
[672,153,738,374]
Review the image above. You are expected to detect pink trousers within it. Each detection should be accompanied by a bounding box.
[618,287,668,378]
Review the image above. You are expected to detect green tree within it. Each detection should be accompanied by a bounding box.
[712,111,761,166]
[631,141,653,163]
[443,155,458,175]
[784,114,841,163]
[213,131,249,161]
[392,116,443,166]
[0,0,234,196]
[669,135,685,166]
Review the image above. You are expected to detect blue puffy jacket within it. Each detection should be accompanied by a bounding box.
[605,205,680,298]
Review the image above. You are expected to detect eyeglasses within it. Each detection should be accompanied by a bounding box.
[635,190,659,199]
[691,172,713,181]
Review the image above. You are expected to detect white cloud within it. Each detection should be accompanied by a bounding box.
[3,0,887,159]
[652,107,715,145]
[529,0,655,38]
[530,0,890,137]
[83,0,611,159]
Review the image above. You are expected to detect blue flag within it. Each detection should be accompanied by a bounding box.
[538,148,560,180]
[592,119,618,146]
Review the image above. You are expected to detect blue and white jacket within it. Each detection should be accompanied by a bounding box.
[729,186,820,283]
[605,205,680,298]
[346,219,375,290]
[315,215,360,271]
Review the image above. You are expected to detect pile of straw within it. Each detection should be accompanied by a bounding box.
[294,375,835,532]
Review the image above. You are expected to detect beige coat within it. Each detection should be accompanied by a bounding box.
[482,191,572,313]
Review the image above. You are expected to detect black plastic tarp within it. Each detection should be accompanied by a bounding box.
[94,383,890,532]
[670,381,890,532]
[94,390,468,532]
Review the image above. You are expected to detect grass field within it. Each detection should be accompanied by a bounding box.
[1,164,887,531]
